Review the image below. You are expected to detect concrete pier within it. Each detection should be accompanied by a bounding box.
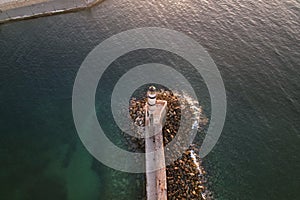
[0,0,104,24]
[145,99,168,200]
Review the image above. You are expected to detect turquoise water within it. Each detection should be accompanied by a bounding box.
[0,0,299,199]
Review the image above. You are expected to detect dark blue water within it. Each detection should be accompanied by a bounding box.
[0,0,299,199]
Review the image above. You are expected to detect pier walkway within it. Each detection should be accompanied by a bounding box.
[145,100,168,200]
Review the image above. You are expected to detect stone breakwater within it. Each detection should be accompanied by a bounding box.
[0,0,104,24]
[125,89,213,199]
[166,146,213,200]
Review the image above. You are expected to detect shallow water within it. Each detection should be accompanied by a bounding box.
[0,0,299,199]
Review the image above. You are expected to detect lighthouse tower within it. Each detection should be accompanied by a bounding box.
[147,85,157,116]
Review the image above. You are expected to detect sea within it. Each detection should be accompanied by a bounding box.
[0,0,299,199]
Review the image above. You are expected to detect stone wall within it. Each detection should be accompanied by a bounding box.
[0,0,103,23]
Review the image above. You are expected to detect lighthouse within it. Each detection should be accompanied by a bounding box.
[147,85,157,116]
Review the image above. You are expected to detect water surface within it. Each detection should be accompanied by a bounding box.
[0,0,299,199]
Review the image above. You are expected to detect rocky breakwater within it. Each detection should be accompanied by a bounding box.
[166,146,213,200]
[127,89,213,199]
